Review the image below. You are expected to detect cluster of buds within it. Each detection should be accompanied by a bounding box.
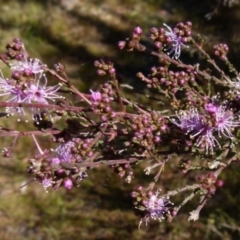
[132,187,173,226]
[131,112,167,153]
[198,173,224,195]
[94,58,116,76]
[150,22,192,59]
[111,163,134,183]
[28,139,89,190]
[28,155,88,190]
[137,66,195,92]
[213,43,229,60]
[70,138,94,159]
[5,38,25,60]
[90,83,116,121]
[118,26,144,52]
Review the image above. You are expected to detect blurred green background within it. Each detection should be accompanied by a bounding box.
[0,0,240,239]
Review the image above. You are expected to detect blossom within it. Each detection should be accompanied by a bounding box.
[31,135,88,191]
[23,74,62,105]
[0,77,26,102]
[0,77,27,115]
[41,178,52,191]
[0,72,62,116]
[51,157,60,165]
[172,108,219,153]
[204,103,239,138]
[63,179,73,189]
[163,23,187,59]
[193,128,220,153]
[90,89,102,101]
[11,58,44,74]
[0,44,62,116]
[32,134,74,165]
[139,191,172,227]
[173,108,204,133]
[172,103,239,153]
[10,56,45,75]
[54,141,75,163]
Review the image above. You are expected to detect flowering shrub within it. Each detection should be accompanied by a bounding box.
[0,22,240,226]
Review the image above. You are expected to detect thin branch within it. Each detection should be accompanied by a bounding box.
[0,129,61,137]
[61,157,140,168]
[0,101,84,112]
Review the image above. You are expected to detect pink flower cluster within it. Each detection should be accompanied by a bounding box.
[0,45,62,117]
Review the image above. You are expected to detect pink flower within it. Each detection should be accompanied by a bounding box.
[55,141,75,163]
[63,179,73,189]
[172,108,219,153]
[41,178,52,191]
[204,103,239,138]
[24,74,62,105]
[90,89,102,101]
[172,103,239,153]
[0,72,62,115]
[163,23,187,59]
[139,191,172,227]
[10,54,45,75]
[0,76,27,115]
